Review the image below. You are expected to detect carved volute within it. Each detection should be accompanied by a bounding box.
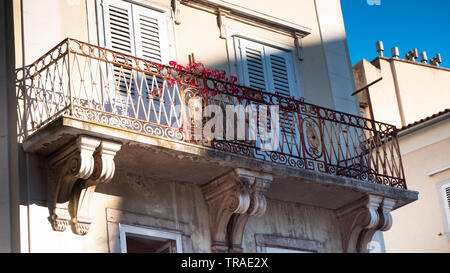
[48,136,121,235]
[202,168,273,253]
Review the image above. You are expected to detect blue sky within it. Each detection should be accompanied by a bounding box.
[341,0,450,67]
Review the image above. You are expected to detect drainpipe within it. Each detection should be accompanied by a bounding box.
[388,59,407,127]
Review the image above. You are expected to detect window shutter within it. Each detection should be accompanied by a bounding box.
[132,6,170,65]
[266,46,297,139]
[235,37,299,150]
[238,39,269,92]
[102,0,137,99]
[445,185,450,212]
[102,0,135,56]
[441,183,450,236]
[100,0,173,120]
[267,49,296,97]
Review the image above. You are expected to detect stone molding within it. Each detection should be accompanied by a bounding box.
[106,208,194,253]
[178,0,311,38]
[171,0,181,25]
[336,195,396,253]
[48,136,121,235]
[255,234,324,253]
[202,168,273,252]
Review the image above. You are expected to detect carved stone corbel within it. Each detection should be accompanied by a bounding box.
[294,32,304,61]
[172,0,181,25]
[48,136,121,235]
[217,8,230,39]
[337,195,396,253]
[49,136,101,232]
[202,168,273,253]
[70,141,122,235]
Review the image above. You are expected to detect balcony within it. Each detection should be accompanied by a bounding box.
[17,39,417,251]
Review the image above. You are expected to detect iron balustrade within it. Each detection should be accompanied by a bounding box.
[18,38,406,189]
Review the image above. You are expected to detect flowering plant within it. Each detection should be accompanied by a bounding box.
[166,59,306,111]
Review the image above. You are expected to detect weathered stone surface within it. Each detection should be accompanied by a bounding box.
[202,168,273,252]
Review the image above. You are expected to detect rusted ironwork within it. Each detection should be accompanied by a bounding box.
[19,38,407,189]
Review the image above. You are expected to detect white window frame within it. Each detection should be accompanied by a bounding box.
[437,179,450,238]
[255,234,324,253]
[119,223,183,253]
[93,0,178,63]
[224,29,304,99]
[264,247,312,253]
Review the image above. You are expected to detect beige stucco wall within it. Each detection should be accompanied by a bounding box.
[383,119,450,253]
[353,57,450,128]
[392,60,450,125]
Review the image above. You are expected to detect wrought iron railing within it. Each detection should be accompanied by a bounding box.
[18,38,406,188]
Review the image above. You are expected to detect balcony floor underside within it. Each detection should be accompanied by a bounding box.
[22,116,418,211]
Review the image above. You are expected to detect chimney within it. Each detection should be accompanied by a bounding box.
[391,47,400,59]
[419,51,428,64]
[405,48,419,62]
[375,41,384,57]
[430,53,442,67]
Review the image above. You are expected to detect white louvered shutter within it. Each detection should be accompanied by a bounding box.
[132,6,173,124]
[266,47,297,139]
[445,185,450,213]
[238,39,269,92]
[266,48,296,98]
[132,5,170,65]
[441,183,450,235]
[236,37,298,151]
[102,0,135,55]
[236,39,268,145]
[102,0,137,111]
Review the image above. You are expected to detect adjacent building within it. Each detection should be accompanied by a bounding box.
[353,43,450,252]
[0,0,417,253]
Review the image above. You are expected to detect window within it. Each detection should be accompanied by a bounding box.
[99,0,170,63]
[234,37,297,97]
[234,37,299,150]
[255,234,324,253]
[438,180,450,237]
[264,247,312,253]
[97,0,173,118]
[106,208,193,253]
[119,224,183,253]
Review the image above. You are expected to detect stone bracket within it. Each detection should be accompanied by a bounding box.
[337,195,396,253]
[48,136,121,235]
[294,32,304,61]
[172,0,181,25]
[202,168,273,253]
[217,8,230,39]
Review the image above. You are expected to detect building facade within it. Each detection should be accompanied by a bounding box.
[0,0,417,253]
[353,46,450,252]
